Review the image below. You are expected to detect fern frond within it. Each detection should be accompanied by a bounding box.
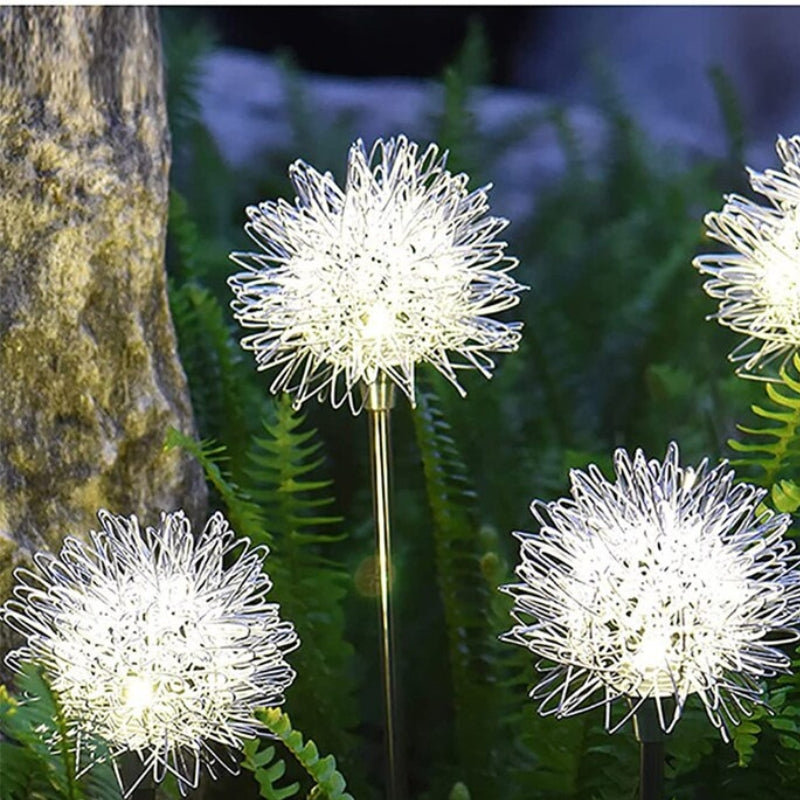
[160,10,239,240]
[242,736,301,800]
[0,740,43,800]
[412,380,512,795]
[242,710,354,800]
[160,10,216,145]
[238,396,360,782]
[168,279,264,470]
[254,708,354,800]
[0,665,121,800]
[772,479,800,514]
[728,353,800,486]
[272,52,355,181]
[163,427,266,542]
[245,397,343,541]
[166,190,201,284]
[725,645,800,778]
[436,17,489,180]
[167,402,360,775]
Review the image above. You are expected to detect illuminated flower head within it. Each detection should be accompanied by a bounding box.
[694,135,800,378]
[502,442,800,739]
[228,134,525,413]
[2,510,299,797]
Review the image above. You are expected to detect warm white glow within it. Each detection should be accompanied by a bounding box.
[228,135,525,413]
[502,443,800,739]
[362,302,395,342]
[695,134,800,378]
[2,510,299,797]
[121,675,155,716]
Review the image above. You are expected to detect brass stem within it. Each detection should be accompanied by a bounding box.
[633,698,665,800]
[363,374,402,800]
[639,739,665,800]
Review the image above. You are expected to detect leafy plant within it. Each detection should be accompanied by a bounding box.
[163,427,264,541]
[165,405,362,795]
[728,353,800,488]
[411,378,509,796]
[151,10,800,800]
[0,664,120,800]
[241,709,354,800]
[241,397,360,769]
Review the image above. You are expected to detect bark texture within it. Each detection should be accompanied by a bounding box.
[0,9,206,633]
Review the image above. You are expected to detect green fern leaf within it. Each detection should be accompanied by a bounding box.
[0,740,43,800]
[728,353,800,486]
[1,665,121,800]
[242,737,301,800]
[168,279,264,470]
[160,11,216,146]
[708,66,746,165]
[772,479,800,513]
[238,396,360,779]
[412,380,515,795]
[163,427,266,543]
[166,403,360,784]
[245,709,355,800]
[436,17,489,180]
[733,718,766,768]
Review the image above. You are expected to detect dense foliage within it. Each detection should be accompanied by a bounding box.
[2,12,799,800]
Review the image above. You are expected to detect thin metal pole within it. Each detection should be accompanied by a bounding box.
[362,374,402,800]
[639,740,665,800]
[633,699,665,800]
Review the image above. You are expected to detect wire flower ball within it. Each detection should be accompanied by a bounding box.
[694,134,800,378]
[228,134,525,413]
[2,510,299,797]
[502,443,800,738]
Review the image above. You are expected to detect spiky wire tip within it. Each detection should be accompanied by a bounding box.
[228,134,525,413]
[694,134,800,379]
[502,442,800,739]
[2,510,299,797]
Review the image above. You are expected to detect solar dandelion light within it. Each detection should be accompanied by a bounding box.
[502,443,800,800]
[228,134,525,799]
[2,510,299,799]
[694,134,800,379]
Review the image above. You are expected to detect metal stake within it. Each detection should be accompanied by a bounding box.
[362,374,403,800]
[633,699,665,800]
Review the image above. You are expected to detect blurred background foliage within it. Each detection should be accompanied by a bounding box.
[4,10,800,800]
[159,10,800,800]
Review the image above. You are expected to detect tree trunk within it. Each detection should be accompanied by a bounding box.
[0,8,206,637]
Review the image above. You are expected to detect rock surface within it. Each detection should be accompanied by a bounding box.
[0,7,206,648]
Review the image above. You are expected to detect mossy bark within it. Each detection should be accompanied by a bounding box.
[0,8,206,645]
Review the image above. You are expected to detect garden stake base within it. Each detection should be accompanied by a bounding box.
[363,375,404,800]
[633,699,665,800]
